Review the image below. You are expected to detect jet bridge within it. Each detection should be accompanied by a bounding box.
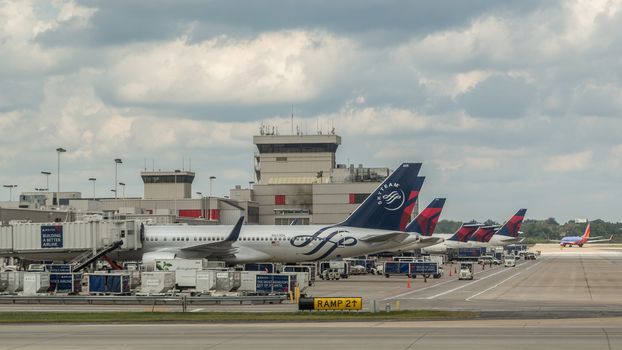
[0,219,144,262]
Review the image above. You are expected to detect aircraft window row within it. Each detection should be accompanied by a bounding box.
[144,236,317,243]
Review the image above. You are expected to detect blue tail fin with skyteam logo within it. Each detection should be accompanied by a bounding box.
[340,163,422,231]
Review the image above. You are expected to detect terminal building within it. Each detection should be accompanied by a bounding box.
[2,130,399,227]
[230,130,391,225]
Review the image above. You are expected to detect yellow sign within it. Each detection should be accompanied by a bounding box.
[313,297,362,311]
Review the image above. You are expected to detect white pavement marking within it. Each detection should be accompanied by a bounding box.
[424,261,536,300]
[190,308,205,312]
[465,261,542,301]
[383,262,521,301]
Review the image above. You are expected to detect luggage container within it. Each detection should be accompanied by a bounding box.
[282,265,315,285]
[195,270,218,292]
[49,273,82,293]
[46,264,72,273]
[319,261,349,278]
[383,261,410,277]
[0,272,8,292]
[155,259,203,288]
[238,271,263,292]
[214,271,241,292]
[140,272,175,294]
[408,262,440,278]
[87,273,131,295]
[203,260,226,269]
[6,271,24,293]
[255,274,296,294]
[22,272,50,295]
[282,272,308,292]
[243,262,280,273]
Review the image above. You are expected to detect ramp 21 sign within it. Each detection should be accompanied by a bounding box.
[41,225,63,248]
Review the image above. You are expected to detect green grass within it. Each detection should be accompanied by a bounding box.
[0,310,477,323]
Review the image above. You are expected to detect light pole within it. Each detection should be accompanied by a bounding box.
[119,182,125,199]
[209,176,216,197]
[56,148,66,206]
[41,171,51,191]
[196,191,203,198]
[114,158,122,199]
[110,189,116,197]
[3,185,17,201]
[88,178,96,198]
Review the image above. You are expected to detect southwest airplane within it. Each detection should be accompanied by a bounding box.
[142,163,425,266]
[556,222,613,247]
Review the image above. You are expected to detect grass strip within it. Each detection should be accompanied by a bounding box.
[0,310,477,323]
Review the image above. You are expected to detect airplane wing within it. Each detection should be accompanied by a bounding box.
[360,231,410,243]
[587,235,614,243]
[181,216,244,255]
[420,236,444,245]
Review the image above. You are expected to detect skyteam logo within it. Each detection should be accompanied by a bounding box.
[376,182,405,211]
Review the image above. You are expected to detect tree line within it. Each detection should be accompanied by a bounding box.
[435,218,621,244]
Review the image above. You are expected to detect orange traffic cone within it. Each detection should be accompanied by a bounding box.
[407,278,411,289]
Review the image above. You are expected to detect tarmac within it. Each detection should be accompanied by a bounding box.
[1,318,621,350]
[2,244,622,349]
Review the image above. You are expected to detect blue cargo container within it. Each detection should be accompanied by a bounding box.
[255,274,296,294]
[46,264,72,273]
[457,248,486,258]
[88,273,130,295]
[50,273,81,293]
[383,261,411,277]
[408,262,439,276]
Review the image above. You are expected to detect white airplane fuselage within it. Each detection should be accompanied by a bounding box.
[143,224,414,264]
[421,233,472,254]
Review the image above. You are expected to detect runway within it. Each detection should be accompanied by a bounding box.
[1,318,621,350]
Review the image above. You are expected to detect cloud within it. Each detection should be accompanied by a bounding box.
[103,31,356,106]
[456,74,535,118]
[545,151,593,172]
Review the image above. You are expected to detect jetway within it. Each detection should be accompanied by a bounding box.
[0,220,144,261]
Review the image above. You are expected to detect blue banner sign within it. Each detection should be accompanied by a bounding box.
[41,225,63,248]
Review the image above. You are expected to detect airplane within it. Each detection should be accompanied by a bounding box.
[466,225,500,247]
[556,222,614,247]
[391,197,447,251]
[420,222,483,254]
[142,162,427,266]
[486,209,528,247]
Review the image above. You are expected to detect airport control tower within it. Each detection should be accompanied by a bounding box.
[141,170,195,199]
[253,132,341,185]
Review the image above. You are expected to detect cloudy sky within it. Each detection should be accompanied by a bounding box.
[1,0,621,223]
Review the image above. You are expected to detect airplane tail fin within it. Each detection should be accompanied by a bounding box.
[495,209,527,238]
[405,198,446,236]
[448,223,482,242]
[340,163,422,231]
[581,223,591,240]
[468,225,499,243]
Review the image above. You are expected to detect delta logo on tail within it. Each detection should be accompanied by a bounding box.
[495,209,527,238]
[448,223,482,242]
[404,198,446,237]
[469,225,499,243]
